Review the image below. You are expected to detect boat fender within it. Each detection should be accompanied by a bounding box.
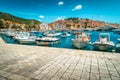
[87,36,90,42]
[82,37,84,42]
[45,42,49,46]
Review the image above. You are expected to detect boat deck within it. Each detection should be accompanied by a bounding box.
[0,43,120,80]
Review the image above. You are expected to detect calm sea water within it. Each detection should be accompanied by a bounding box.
[0,31,120,52]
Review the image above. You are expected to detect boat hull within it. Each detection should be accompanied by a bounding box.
[18,39,35,44]
[116,44,120,52]
[61,34,71,38]
[93,44,114,51]
[72,40,89,49]
[6,34,15,37]
[36,40,60,46]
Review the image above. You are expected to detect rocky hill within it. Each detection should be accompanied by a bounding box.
[0,12,119,31]
[49,18,119,30]
[0,12,40,31]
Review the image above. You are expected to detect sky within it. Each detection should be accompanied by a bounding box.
[0,0,120,23]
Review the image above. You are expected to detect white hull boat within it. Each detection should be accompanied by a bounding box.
[5,30,16,37]
[117,38,120,43]
[72,32,90,49]
[14,32,36,44]
[18,36,36,44]
[36,37,60,46]
[61,32,71,37]
[116,44,120,52]
[93,33,115,51]
[46,33,62,37]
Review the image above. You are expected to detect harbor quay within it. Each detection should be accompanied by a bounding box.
[0,38,120,80]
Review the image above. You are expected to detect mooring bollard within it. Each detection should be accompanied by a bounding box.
[112,49,115,54]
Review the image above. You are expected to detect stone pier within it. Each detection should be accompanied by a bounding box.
[0,43,120,80]
[0,37,5,44]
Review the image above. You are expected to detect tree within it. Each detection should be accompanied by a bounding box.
[24,25,30,31]
[5,22,10,29]
[0,19,6,29]
[11,24,18,30]
[84,22,88,29]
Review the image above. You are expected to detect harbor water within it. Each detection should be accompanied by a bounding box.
[0,31,120,52]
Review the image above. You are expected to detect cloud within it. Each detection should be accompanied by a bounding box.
[58,1,64,6]
[56,16,66,20]
[72,5,82,11]
[39,15,45,19]
[38,19,41,21]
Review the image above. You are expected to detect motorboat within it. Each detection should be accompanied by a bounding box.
[44,31,62,37]
[116,38,120,52]
[5,30,16,37]
[116,44,120,52]
[46,32,61,37]
[61,32,71,37]
[14,32,36,44]
[93,33,115,51]
[117,38,120,43]
[36,37,60,46]
[72,32,90,49]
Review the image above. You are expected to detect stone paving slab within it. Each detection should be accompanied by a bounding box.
[0,44,120,80]
[0,37,5,43]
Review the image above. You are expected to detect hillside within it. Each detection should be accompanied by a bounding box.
[49,18,105,30]
[0,12,40,24]
[49,18,120,30]
[0,12,41,31]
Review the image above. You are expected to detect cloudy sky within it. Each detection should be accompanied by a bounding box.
[0,0,120,23]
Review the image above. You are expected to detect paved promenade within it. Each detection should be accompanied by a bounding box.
[0,37,5,43]
[0,43,120,80]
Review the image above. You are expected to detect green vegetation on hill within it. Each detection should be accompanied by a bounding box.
[0,12,40,24]
[0,12,41,31]
[65,18,80,23]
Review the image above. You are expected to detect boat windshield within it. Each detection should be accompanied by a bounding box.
[99,33,110,42]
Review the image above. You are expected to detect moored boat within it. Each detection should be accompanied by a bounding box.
[61,32,71,38]
[36,37,60,46]
[5,30,16,37]
[93,33,115,51]
[116,44,120,52]
[72,32,90,49]
[117,38,120,43]
[44,31,62,37]
[116,38,120,52]
[14,32,36,44]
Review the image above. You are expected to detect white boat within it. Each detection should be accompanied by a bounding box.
[61,32,71,37]
[116,43,120,52]
[117,38,120,43]
[116,38,120,52]
[46,33,61,37]
[72,32,90,49]
[18,36,36,44]
[14,32,36,44]
[5,30,16,37]
[44,31,61,37]
[36,37,60,46]
[93,33,115,51]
